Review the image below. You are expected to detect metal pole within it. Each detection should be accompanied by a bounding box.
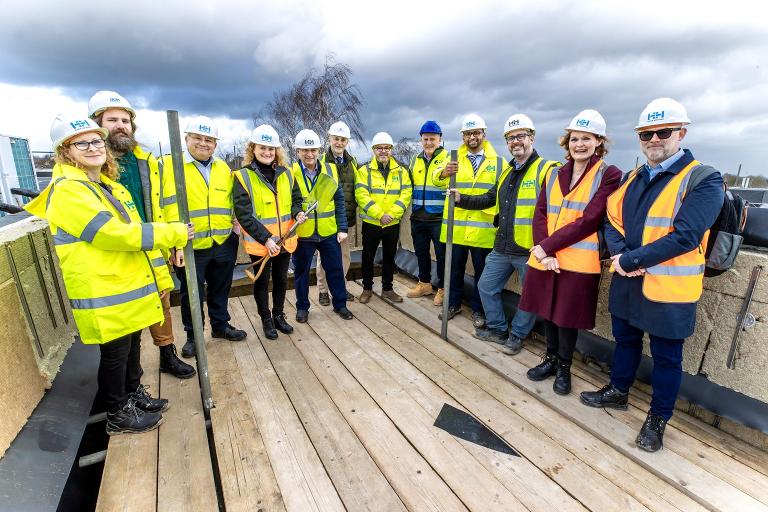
[158,141,163,157]
[736,163,742,178]
[166,110,214,413]
[440,150,458,340]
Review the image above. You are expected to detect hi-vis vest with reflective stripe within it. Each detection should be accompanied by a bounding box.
[434,141,505,248]
[497,156,560,249]
[606,160,709,303]
[409,148,448,215]
[528,160,606,274]
[355,157,413,227]
[291,161,339,238]
[233,166,297,256]
[24,163,188,344]
[161,156,233,250]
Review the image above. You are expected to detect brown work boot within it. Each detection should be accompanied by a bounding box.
[433,288,444,306]
[359,289,373,303]
[382,289,403,303]
[407,281,433,298]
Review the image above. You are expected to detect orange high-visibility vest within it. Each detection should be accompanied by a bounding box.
[234,166,297,256]
[528,160,606,274]
[606,160,708,303]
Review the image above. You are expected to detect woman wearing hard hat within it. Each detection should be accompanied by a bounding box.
[233,125,306,340]
[518,109,622,395]
[24,115,194,435]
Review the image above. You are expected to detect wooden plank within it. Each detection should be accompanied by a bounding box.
[278,302,468,512]
[207,328,286,512]
[157,309,218,512]
[382,279,768,512]
[96,330,159,512]
[238,297,407,512]
[305,292,586,512]
[226,299,345,512]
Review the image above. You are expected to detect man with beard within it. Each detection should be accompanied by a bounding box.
[88,90,196,379]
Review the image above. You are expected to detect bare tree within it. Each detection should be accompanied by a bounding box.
[254,56,365,160]
[392,137,420,168]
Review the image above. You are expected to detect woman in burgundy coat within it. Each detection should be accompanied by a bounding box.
[518,109,621,395]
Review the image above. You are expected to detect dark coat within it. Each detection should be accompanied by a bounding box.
[324,148,358,227]
[519,155,622,329]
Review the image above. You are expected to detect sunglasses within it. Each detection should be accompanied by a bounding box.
[638,128,681,142]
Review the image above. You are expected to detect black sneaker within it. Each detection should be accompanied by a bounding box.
[159,344,196,379]
[212,324,247,342]
[473,328,507,344]
[553,358,572,395]
[106,399,163,436]
[526,353,558,381]
[636,412,667,452]
[334,307,353,320]
[438,306,461,321]
[129,384,169,413]
[262,317,278,340]
[181,337,196,358]
[499,335,523,356]
[273,313,294,334]
[318,292,331,306]
[296,309,309,323]
[580,384,629,410]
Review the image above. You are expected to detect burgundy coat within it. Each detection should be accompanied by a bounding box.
[519,155,621,329]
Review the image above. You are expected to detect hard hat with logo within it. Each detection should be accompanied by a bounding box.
[50,114,109,150]
[419,120,442,136]
[294,129,322,149]
[88,90,136,119]
[503,114,535,135]
[635,97,691,131]
[461,113,487,132]
[565,109,607,137]
[184,116,219,139]
[328,121,351,139]
[250,124,280,147]
[371,132,394,148]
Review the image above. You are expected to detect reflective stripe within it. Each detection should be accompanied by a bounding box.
[422,199,445,206]
[316,211,335,219]
[516,198,537,206]
[258,211,291,224]
[359,213,377,222]
[547,205,561,215]
[442,219,494,229]
[152,257,166,267]
[211,228,232,236]
[80,211,113,243]
[422,185,443,192]
[385,190,400,195]
[354,183,367,189]
[561,199,589,211]
[194,228,232,239]
[570,240,599,251]
[194,230,211,239]
[646,264,705,276]
[454,182,494,190]
[70,283,158,310]
[163,195,177,205]
[189,209,209,218]
[53,230,81,245]
[369,187,386,194]
[394,200,406,210]
[362,200,375,212]
[209,207,232,215]
[140,224,154,251]
[645,216,673,228]
[244,233,257,242]
[514,218,533,225]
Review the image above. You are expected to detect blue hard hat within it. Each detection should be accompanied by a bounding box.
[419,120,442,135]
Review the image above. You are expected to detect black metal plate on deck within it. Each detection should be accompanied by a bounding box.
[433,403,519,456]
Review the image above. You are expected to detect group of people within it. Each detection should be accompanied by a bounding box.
[25,92,723,453]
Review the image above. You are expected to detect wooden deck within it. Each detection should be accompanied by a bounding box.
[96,274,768,512]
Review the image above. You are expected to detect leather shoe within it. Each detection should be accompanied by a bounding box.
[318,292,331,306]
[636,412,667,452]
[334,307,353,320]
[526,353,558,381]
[181,337,196,358]
[262,317,278,340]
[159,344,196,378]
[580,384,629,410]
[273,313,293,334]
[212,324,247,342]
[381,289,403,303]
[553,358,572,395]
[358,290,373,304]
[296,310,309,323]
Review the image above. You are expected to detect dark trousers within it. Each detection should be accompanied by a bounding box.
[98,330,142,413]
[411,219,445,288]
[293,236,346,310]
[610,315,684,421]
[251,251,290,319]
[177,233,238,335]
[544,320,579,362]
[362,222,400,291]
[448,243,490,312]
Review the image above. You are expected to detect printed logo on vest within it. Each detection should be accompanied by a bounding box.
[521,179,536,189]
[124,200,136,210]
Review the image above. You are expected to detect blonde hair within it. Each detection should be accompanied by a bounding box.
[558,131,610,161]
[242,142,289,168]
[55,141,119,180]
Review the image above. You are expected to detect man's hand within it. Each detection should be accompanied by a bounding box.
[232,218,242,236]
[171,248,185,267]
[159,289,169,300]
[296,211,307,224]
[447,188,461,203]
[610,254,645,276]
[380,214,394,225]
[542,256,561,273]
[186,222,195,240]
[440,161,458,179]
[265,237,280,256]
[530,245,547,262]
[337,232,348,243]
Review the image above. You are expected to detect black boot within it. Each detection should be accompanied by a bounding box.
[580,384,629,410]
[636,412,667,452]
[553,358,572,395]
[212,324,247,342]
[262,317,278,340]
[526,353,558,381]
[273,312,293,334]
[106,399,163,436]
[160,344,196,379]
[129,384,169,413]
[181,337,195,358]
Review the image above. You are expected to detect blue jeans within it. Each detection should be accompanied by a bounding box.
[411,219,445,288]
[610,315,684,421]
[448,244,490,312]
[293,236,347,311]
[477,250,537,337]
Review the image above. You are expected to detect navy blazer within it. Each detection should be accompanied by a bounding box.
[604,149,724,339]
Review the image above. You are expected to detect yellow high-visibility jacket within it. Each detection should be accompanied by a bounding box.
[355,157,412,226]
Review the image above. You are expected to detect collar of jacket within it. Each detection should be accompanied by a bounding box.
[419,146,445,162]
[132,145,153,161]
[512,149,540,174]
[643,148,695,178]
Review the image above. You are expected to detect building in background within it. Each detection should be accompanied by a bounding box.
[0,134,39,217]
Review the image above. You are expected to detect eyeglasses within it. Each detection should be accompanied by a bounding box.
[69,138,106,150]
[638,128,681,142]
[463,130,484,138]
[374,146,392,152]
[505,133,530,142]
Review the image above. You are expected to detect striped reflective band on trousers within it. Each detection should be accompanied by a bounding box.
[70,282,158,310]
[54,212,154,250]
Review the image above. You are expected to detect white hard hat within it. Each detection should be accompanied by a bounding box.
[461,113,487,132]
[250,124,280,147]
[566,109,607,137]
[184,116,219,139]
[503,114,535,135]
[294,129,321,149]
[328,121,351,139]
[88,90,136,119]
[635,97,691,131]
[50,114,109,150]
[371,132,394,148]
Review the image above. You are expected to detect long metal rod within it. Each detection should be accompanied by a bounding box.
[6,244,44,357]
[727,265,762,369]
[441,150,458,340]
[166,110,214,413]
[27,233,57,329]
[41,229,69,324]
